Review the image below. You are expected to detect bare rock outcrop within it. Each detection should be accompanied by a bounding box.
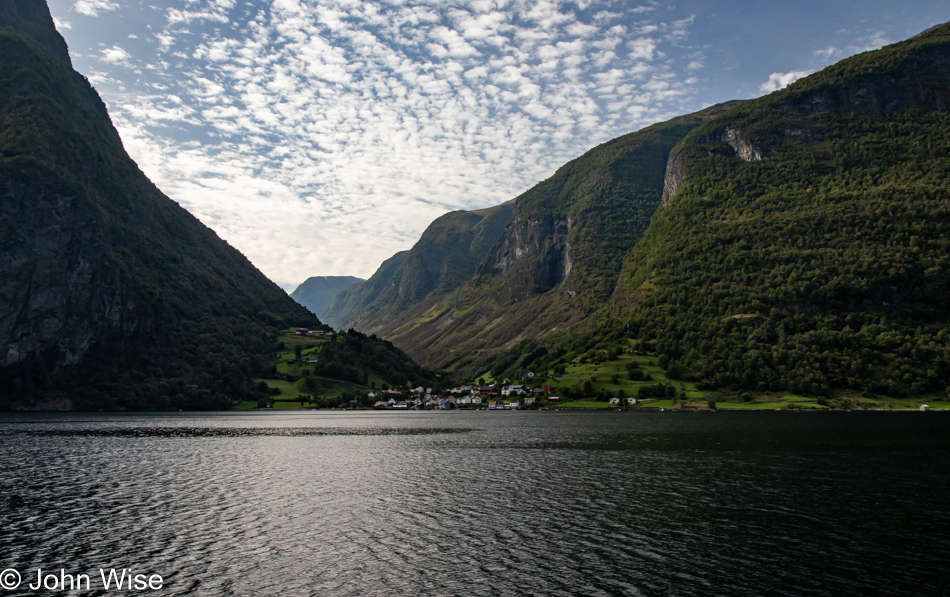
[0,164,139,366]
[480,207,574,301]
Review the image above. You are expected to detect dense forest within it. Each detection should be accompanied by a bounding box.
[482,25,950,400]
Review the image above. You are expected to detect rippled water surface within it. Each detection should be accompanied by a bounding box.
[1,411,948,596]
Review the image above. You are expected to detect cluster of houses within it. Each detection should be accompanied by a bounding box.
[364,382,641,410]
[366,383,560,410]
[294,328,334,337]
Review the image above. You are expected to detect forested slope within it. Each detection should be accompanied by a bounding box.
[0,0,427,409]
[608,23,950,397]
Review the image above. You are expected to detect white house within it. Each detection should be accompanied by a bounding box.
[502,385,526,397]
[609,397,620,405]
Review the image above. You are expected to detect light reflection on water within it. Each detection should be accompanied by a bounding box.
[0,411,948,596]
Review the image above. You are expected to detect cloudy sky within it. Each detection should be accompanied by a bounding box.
[46,0,949,290]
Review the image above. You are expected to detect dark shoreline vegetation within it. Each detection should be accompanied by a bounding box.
[234,329,946,412]
[1,2,949,411]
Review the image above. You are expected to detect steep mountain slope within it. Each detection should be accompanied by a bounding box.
[608,23,950,397]
[290,276,363,320]
[322,251,408,330]
[323,201,514,333]
[338,102,742,372]
[0,0,425,409]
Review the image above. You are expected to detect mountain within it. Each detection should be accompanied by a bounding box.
[0,0,426,409]
[606,22,950,397]
[322,251,408,330]
[290,276,363,320]
[323,200,515,334]
[332,102,743,372]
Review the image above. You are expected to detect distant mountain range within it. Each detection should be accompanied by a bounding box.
[0,0,427,409]
[290,276,363,322]
[329,22,950,399]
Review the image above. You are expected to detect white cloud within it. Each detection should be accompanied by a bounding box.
[58,0,704,287]
[73,0,117,17]
[627,37,656,61]
[100,45,131,64]
[760,69,812,93]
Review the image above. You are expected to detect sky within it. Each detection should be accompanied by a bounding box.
[46,0,950,291]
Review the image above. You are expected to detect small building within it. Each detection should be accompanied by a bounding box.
[525,371,535,378]
[472,396,482,405]
[547,396,560,403]
[306,357,319,364]
[626,397,637,405]
[920,404,930,411]
[524,397,535,406]
[609,397,620,405]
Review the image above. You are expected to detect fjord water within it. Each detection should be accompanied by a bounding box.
[1,412,947,596]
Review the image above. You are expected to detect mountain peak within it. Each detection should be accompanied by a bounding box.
[0,0,70,66]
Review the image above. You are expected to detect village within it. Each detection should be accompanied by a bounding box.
[247,328,943,412]
[363,381,642,410]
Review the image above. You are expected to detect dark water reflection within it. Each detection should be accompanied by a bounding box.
[0,411,947,596]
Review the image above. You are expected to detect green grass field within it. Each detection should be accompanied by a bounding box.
[236,330,375,408]
[520,342,948,412]
[558,401,613,409]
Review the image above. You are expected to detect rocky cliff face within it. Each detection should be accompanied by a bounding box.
[0,163,138,366]
[661,126,768,208]
[0,0,320,408]
[780,44,950,114]
[481,209,574,300]
[661,33,950,211]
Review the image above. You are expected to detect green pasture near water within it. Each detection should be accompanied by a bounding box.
[557,401,613,409]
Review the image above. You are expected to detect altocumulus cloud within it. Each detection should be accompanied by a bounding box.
[60,0,699,288]
[47,0,950,288]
